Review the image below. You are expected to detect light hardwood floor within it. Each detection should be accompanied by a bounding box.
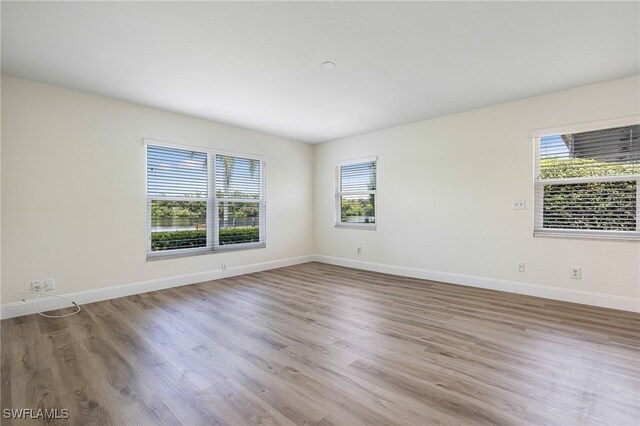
[1,262,639,425]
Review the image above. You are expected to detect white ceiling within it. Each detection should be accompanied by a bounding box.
[2,2,639,143]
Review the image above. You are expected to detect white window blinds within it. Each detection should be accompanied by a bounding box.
[335,158,377,229]
[148,145,208,198]
[146,143,266,258]
[534,124,639,239]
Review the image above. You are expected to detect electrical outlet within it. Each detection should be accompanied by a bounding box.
[221,263,228,271]
[517,262,525,273]
[512,200,526,210]
[44,279,56,291]
[570,267,582,279]
[30,280,44,292]
[357,247,362,255]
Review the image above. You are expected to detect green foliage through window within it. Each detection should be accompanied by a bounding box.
[544,181,636,231]
[151,227,259,251]
[540,158,638,179]
[540,158,638,231]
[340,195,375,223]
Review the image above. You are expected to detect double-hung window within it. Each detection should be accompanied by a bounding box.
[146,141,266,259]
[533,121,639,240]
[335,157,377,229]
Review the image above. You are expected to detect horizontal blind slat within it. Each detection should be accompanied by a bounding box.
[538,124,640,180]
[340,161,377,192]
[147,145,208,197]
[541,180,637,232]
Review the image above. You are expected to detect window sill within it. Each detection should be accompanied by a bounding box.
[146,242,266,261]
[533,230,639,242]
[335,223,376,230]
[214,242,267,253]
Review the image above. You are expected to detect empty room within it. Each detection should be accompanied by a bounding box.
[1,1,639,425]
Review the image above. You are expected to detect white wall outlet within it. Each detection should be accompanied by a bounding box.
[44,279,56,291]
[357,247,362,255]
[570,267,582,279]
[30,280,44,292]
[221,263,228,271]
[517,262,525,273]
[512,200,526,210]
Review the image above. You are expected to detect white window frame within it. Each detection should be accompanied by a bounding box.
[531,116,640,241]
[335,156,377,230]
[145,139,266,259]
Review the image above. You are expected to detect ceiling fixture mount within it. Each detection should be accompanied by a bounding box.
[321,61,336,71]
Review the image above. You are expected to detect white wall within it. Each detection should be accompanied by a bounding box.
[314,76,640,306]
[2,74,639,313]
[1,75,314,304]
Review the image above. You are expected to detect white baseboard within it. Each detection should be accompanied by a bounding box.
[313,255,640,313]
[3,253,637,319]
[0,255,314,319]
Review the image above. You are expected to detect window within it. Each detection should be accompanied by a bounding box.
[146,142,265,258]
[335,157,377,229]
[534,122,639,240]
[215,154,265,246]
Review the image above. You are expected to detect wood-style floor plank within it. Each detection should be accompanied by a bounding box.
[1,262,639,425]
